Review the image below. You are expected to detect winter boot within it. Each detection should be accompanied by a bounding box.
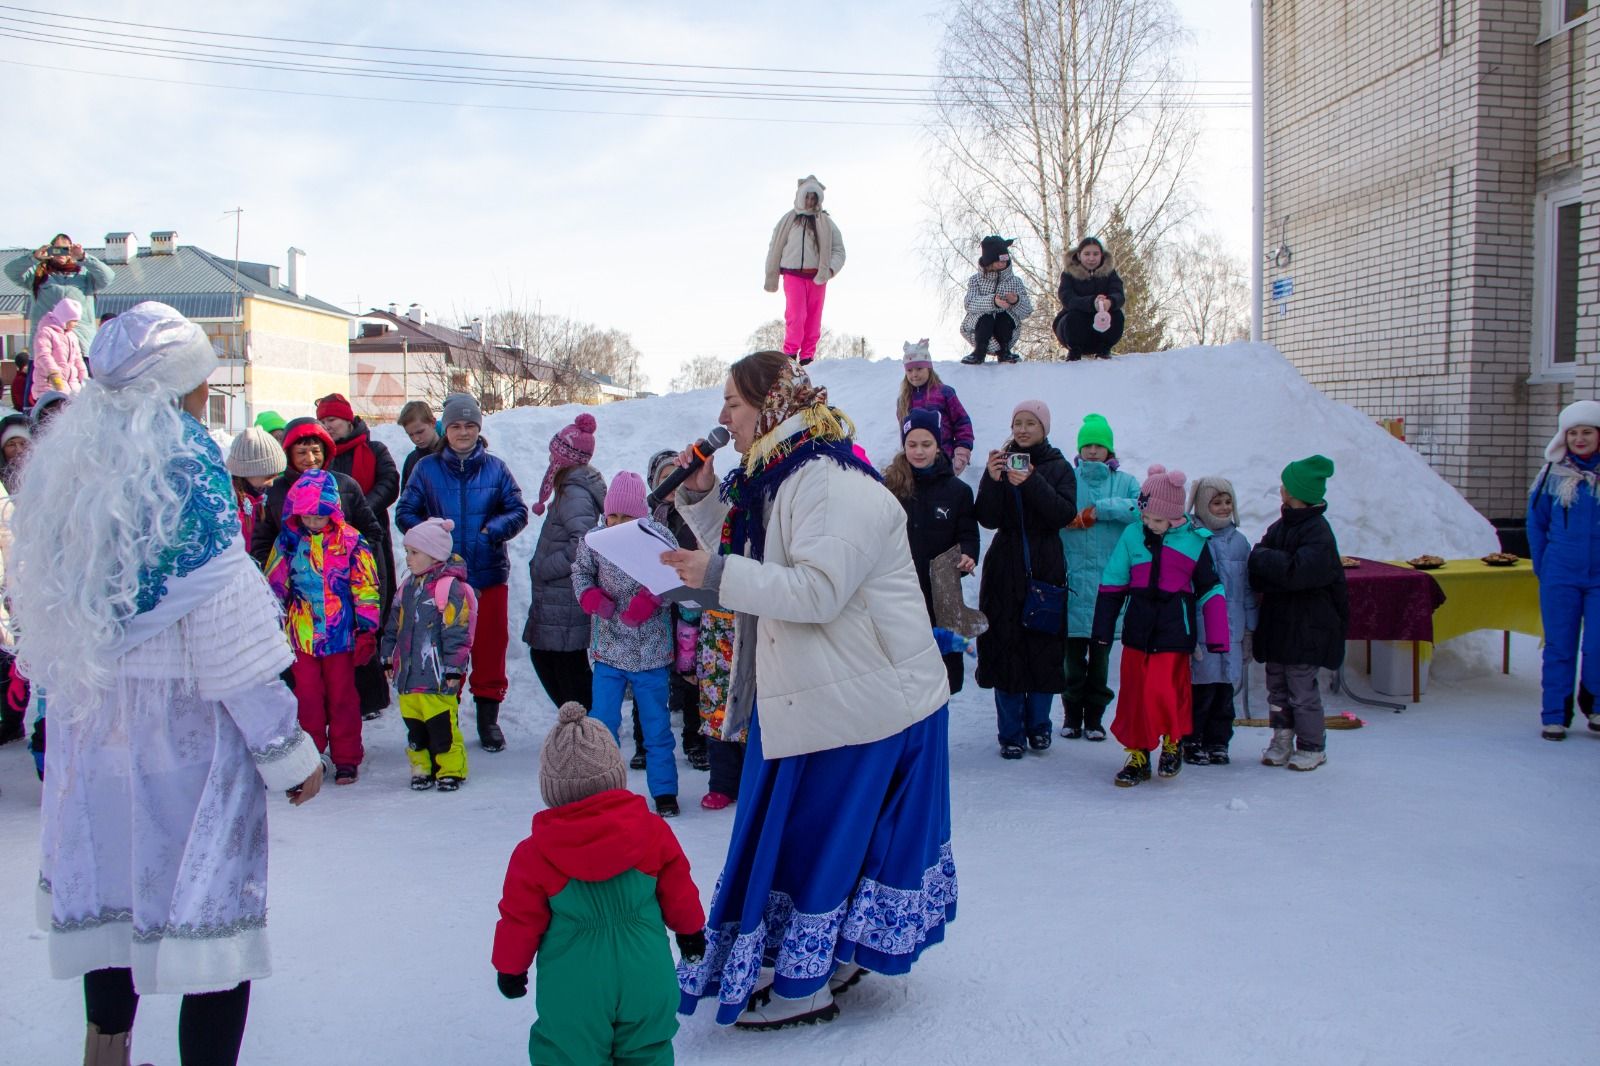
[654,795,680,818]
[999,743,1025,760]
[1083,707,1107,741]
[334,764,359,785]
[1060,703,1084,739]
[1182,742,1209,766]
[1114,749,1151,787]
[829,962,867,996]
[1287,747,1327,772]
[1262,728,1295,766]
[997,348,1020,364]
[960,350,986,365]
[1207,745,1231,765]
[687,744,711,771]
[1158,738,1182,778]
[631,746,647,771]
[1027,729,1052,751]
[476,698,505,753]
[1542,723,1567,741]
[410,773,435,791]
[735,987,839,1030]
[701,791,732,810]
[436,775,462,792]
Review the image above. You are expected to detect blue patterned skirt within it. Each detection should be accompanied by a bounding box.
[677,704,956,1025]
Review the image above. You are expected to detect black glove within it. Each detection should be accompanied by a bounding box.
[497,971,528,999]
[675,931,707,963]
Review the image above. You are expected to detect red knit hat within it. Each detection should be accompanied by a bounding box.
[315,393,355,423]
[1138,464,1188,522]
[532,413,598,516]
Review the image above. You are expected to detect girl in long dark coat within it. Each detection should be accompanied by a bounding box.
[975,400,1077,758]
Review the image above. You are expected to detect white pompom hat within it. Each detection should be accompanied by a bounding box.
[1545,399,1600,462]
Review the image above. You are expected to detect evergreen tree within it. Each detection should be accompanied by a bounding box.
[1101,208,1168,355]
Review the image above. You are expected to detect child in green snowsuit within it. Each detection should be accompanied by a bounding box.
[494,702,706,1064]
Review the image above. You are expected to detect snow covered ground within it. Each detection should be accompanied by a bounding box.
[2,347,1591,1063]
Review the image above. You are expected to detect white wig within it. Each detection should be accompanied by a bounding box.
[8,303,219,713]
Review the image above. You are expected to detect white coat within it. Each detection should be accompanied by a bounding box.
[680,429,949,759]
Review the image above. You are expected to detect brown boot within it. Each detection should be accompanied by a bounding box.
[83,1024,132,1066]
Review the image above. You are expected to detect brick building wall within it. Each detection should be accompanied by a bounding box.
[1263,1,1589,521]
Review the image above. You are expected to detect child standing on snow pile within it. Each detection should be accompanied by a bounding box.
[1059,413,1141,741]
[961,237,1033,364]
[266,469,382,785]
[897,339,976,474]
[1528,399,1600,741]
[29,297,88,402]
[1052,236,1126,360]
[384,517,476,791]
[494,702,706,1065]
[1092,465,1229,787]
[1182,477,1258,765]
[1248,455,1347,771]
[763,174,846,366]
[225,426,286,563]
[572,470,684,817]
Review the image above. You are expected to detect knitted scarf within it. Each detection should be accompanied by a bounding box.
[719,415,880,564]
[332,427,377,494]
[1543,455,1600,509]
[31,258,81,295]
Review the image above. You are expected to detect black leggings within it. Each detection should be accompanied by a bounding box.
[528,648,594,710]
[971,312,1017,356]
[84,968,251,1066]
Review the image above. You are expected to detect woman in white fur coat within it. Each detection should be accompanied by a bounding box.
[11,302,323,1066]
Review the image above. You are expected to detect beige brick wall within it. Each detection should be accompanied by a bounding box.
[1263,0,1588,521]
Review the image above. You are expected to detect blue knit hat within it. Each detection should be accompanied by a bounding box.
[901,407,942,443]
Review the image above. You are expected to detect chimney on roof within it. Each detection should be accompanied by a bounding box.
[103,232,137,265]
[406,303,428,325]
[287,247,306,298]
[461,317,484,341]
[150,230,177,256]
[387,302,398,316]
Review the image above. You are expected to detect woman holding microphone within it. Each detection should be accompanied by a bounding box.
[662,352,957,1031]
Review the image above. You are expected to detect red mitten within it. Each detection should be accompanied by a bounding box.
[7,670,28,714]
[354,632,378,666]
[579,587,616,619]
[620,590,662,628]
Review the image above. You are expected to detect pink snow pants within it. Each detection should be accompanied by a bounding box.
[782,272,828,361]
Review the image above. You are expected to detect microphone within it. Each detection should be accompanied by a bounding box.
[648,426,731,508]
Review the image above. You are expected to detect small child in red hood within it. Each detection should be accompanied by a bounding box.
[494,702,705,1065]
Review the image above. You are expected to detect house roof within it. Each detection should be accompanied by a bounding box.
[0,244,350,320]
[351,309,527,377]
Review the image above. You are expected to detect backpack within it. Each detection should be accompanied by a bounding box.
[430,574,479,647]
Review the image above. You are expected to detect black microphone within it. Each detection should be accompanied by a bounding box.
[648,426,731,508]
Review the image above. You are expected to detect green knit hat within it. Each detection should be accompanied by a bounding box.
[1282,454,1335,505]
[1077,412,1115,453]
[253,410,287,434]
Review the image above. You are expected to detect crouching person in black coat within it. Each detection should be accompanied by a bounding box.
[1249,455,1348,772]
[1053,236,1125,360]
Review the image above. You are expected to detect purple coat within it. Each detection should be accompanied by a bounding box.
[903,382,975,458]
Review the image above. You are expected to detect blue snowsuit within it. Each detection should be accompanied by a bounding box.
[1528,452,1600,725]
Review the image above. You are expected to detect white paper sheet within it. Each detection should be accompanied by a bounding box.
[583,521,685,596]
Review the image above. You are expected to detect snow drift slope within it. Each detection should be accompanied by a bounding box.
[375,341,1499,573]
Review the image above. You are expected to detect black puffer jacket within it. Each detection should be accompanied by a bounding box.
[898,454,979,622]
[1248,504,1349,669]
[326,418,400,610]
[974,441,1077,693]
[1056,250,1126,313]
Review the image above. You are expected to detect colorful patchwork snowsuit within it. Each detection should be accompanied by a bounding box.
[383,555,476,780]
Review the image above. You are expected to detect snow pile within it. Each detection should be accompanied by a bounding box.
[374,341,1499,570]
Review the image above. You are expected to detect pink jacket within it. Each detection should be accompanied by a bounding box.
[31,298,87,402]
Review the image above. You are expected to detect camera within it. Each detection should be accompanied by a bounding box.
[1005,453,1031,473]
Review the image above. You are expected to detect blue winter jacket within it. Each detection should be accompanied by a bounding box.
[395,440,530,589]
[1188,523,1258,687]
[1060,460,1141,637]
[1528,452,1600,585]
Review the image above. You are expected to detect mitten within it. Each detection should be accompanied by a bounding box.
[497,971,529,999]
[675,930,707,963]
[579,587,616,619]
[354,632,378,666]
[7,670,28,714]
[1093,309,1112,333]
[48,372,65,391]
[1068,505,1097,530]
[620,590,663,628]
[443,673,463,694]
[952,447,971,475]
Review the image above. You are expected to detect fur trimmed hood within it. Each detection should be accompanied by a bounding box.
[1064,248,1118,281]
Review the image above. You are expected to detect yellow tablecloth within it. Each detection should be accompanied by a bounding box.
[1390,558,1543,645]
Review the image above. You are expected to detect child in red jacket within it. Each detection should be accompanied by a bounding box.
[494,702,705,1064]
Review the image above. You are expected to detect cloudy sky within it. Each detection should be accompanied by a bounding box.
[0,0,1252,389]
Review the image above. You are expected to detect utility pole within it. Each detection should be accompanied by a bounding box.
[224,207,244,429]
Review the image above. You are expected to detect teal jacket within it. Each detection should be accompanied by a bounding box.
[4,252,115,354]
[1060,460,1141,637]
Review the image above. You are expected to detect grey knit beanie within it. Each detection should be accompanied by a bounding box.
[1188,475,1239,532]
[441,392,483,429]
[539,702,627,808]
[226,426,287,479]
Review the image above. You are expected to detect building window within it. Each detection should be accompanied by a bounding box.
[1567,1,1590,22]
[208,393,228,427]
[1532,184,1584,379]
[1545,0,1590,34]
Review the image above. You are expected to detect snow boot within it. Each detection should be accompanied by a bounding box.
[1542,723,1567,741]
[701,791,732,810]
[1027,729,1052,751]
[436,775,462,792]
[654,795,680,818]
[476,698,505,753]
[735,987,839,1030]
[1262,728,1295,766]
[1084,725,1107,741]
[1114,749,1151,787]
[999,743,1025,760]
[1158,738,1182,778]
[829,962,866,996]
[1060,725,1084,739]
[410,773,435,791]
[631,748,647,771]
[1182,743,1210,766]
[334,764,359,785]
[1287,748,1327,772]
[997,349,1020,364]
[687,744,711,771]
[1207,745,1231,765]
[960,350,986,365]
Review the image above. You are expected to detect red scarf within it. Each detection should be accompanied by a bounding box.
[333,429,377,494]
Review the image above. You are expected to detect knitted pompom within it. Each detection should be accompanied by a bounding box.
[439,518,455,532]
[1147,463,1166,477]
[1165,469,1186,485]
[557,702,589,724]
[574,413,597,433]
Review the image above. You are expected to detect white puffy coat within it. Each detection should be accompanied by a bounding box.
[680,442,949,759]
